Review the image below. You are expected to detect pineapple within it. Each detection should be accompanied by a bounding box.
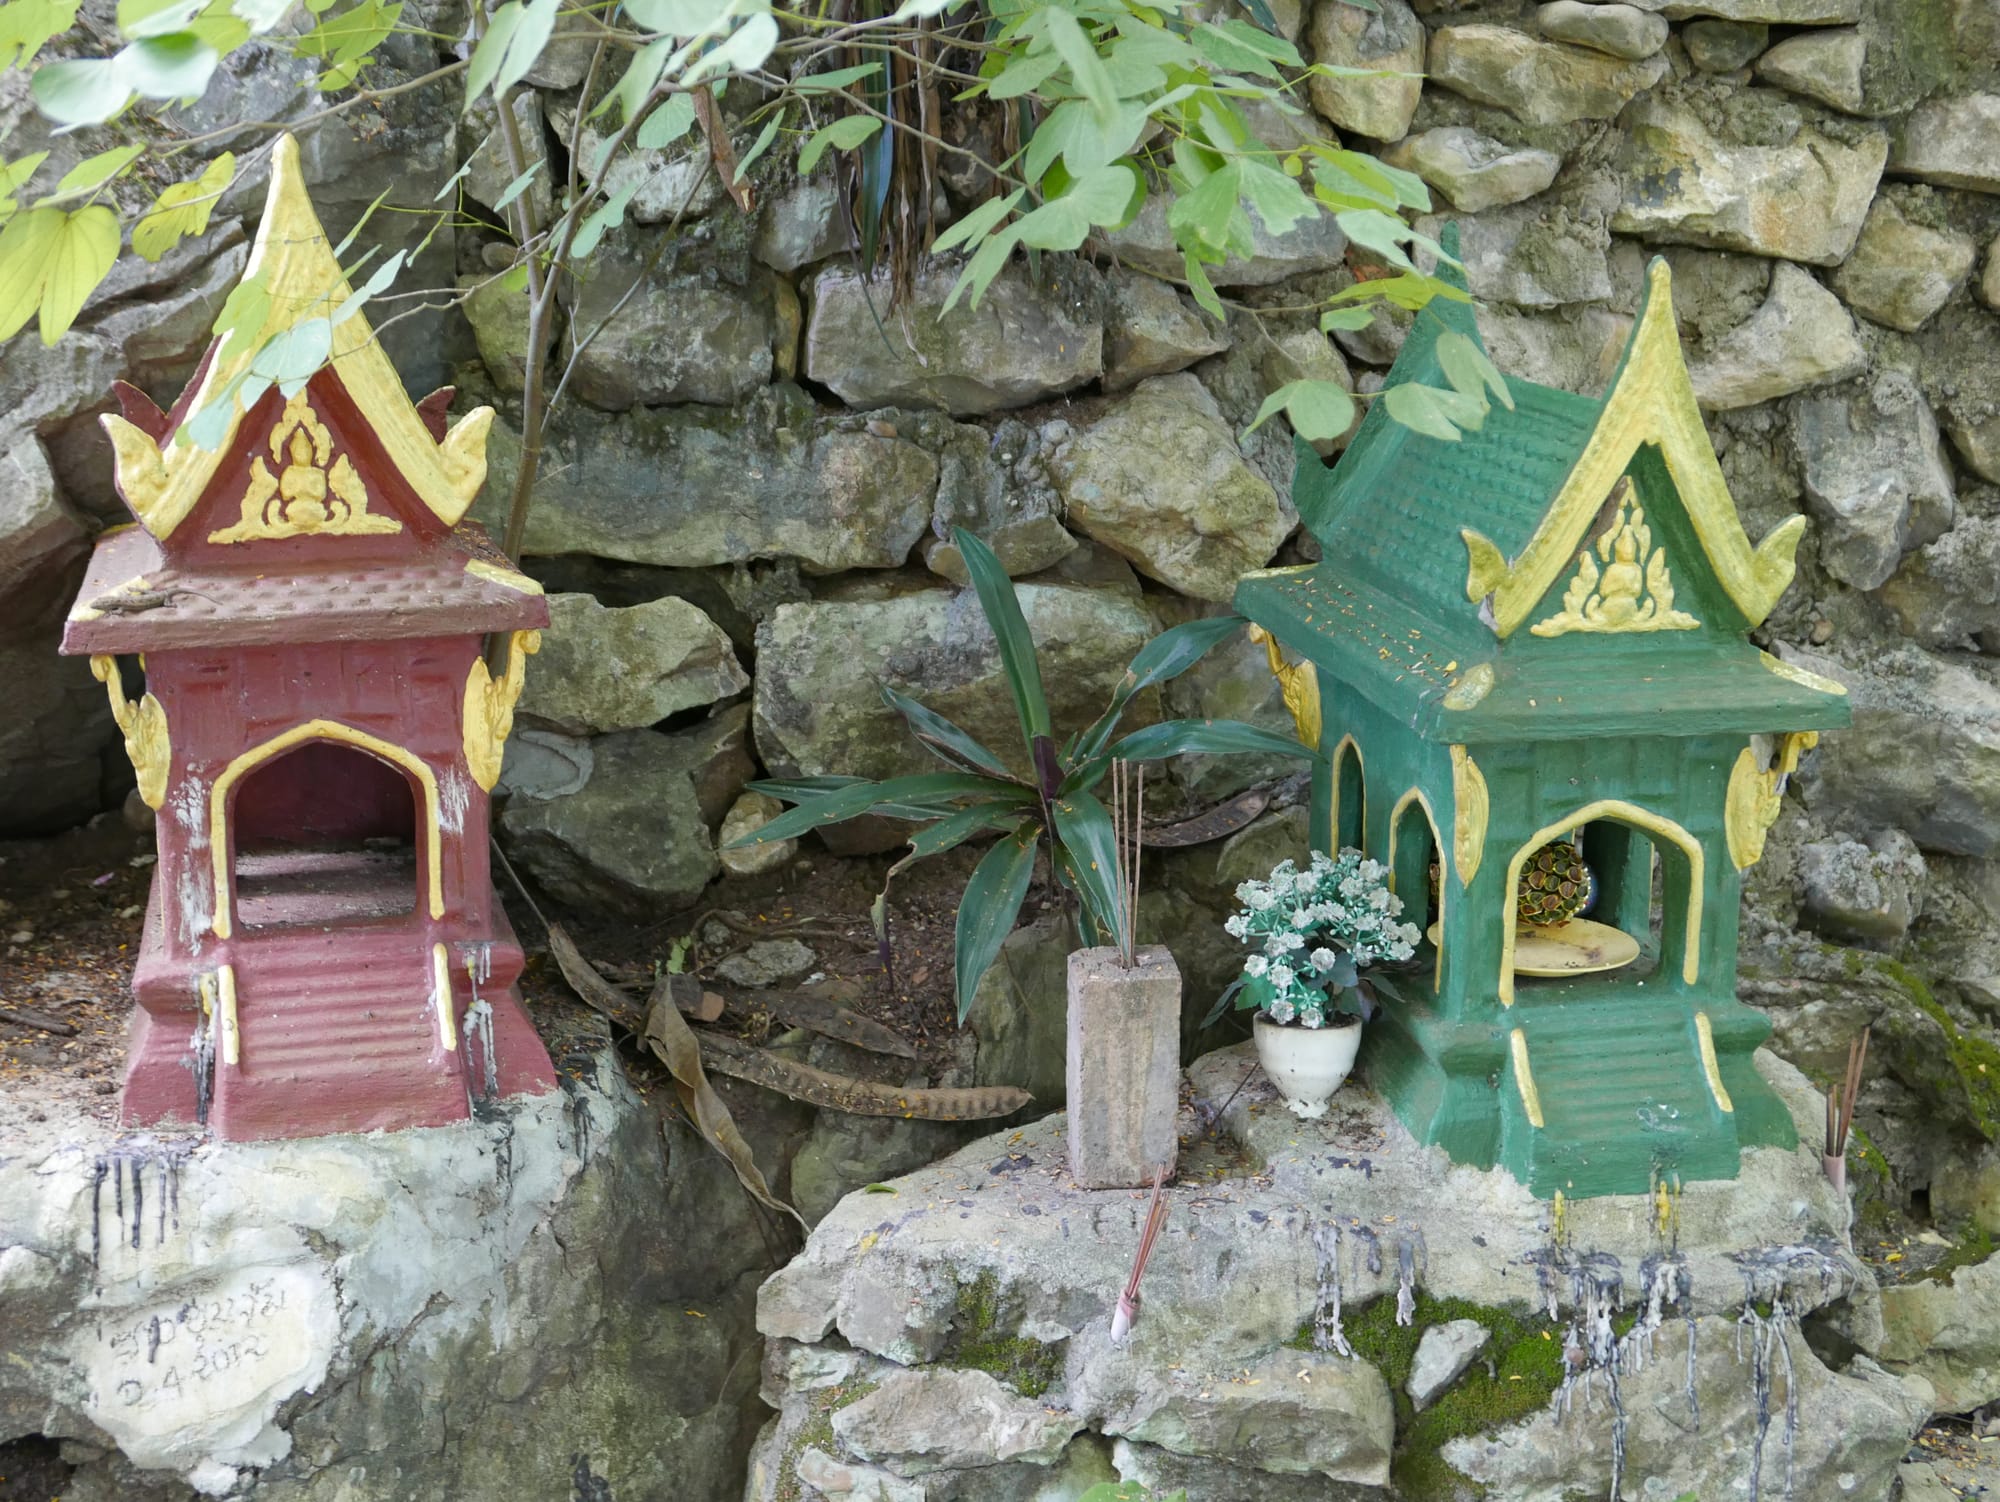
[1518,838,1596,927]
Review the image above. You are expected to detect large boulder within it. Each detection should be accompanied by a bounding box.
[1381,128,1562,213]
[1789,371,1956,591]
[1611,96,1887,266]
[476,383,937,572]
[1880,517,2000,652]
[1873,1255,2000,1415]
[0,1045,779,1501]
[1417,183,1619,308]
[1426,25,1667,126]
[804,261,1105,415]
[520,593,747,736]
[1832,193,1980,332]
[1304,0,1425,142]
[1754,26,1867,113]
[1102,270,1230,391]
[1535,1,1668,59]
[1687,263,1866,410]
[1047,374,1294,602]
[1891,93,2000,194]
[751,582,1160,793]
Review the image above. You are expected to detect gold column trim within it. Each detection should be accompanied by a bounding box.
[89,655,171,809]
[463,629,541,792]
[1510,1028,1545,1129]
[209,719,445,938]
[432,943,458,1053]
[216,963,241,1067]
[1723,731,1818,870]
[1460,259,1803,638]
[1499,799,1704,1007]
[1527,478,1699,638]
[1449,745,1487,886]
[1246,623,1321,750]
[1693,1011,1733,1114]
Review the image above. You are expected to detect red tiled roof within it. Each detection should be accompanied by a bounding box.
[61,523,547,654]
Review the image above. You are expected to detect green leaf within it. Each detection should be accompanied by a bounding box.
[1238,158,1314,236]
[1168,159,1241,255]
[681,10,777,86]
[1105,718,1315,765]
[1319,305,1374,331]
[1190,18,1298,79]
[33,204,119,343]
[0,152,50,210]
[730,773,1020,847]
[748,775,868,801]
[1334,207,1415,272]
[567,181,639,258]
[1049,790,1129,957]
[248,315,333,394]
[331,247,405,325]
[1010,163,1137,251]
[985,45,1061,100]
[953,823,1039,1022]
[230,0,294,30]
[1381,380,1470,442]
[1,0,82,69]
[599,36,670,123]
[952,525,1050,752]
[117,0,205,37]
[1436,328,1514,412]
[116,30,217,98]
[0,206,63,341]
[933,188,1023,256]
[1068,615,1245,773]
[793,61,881,94]
[1246,378,1356,442]
[941,225,1021,314]
[1183,249,1224,320]
[31,58,131,127]
[493,0,556,94]
[904,803,1024,862]
[797,112,876,175]
[862,1183,897,1194]
[637,89,696,147]
[887,0,967,19]
[464,0,522,104]
[490,162,542,212]
[734,105,786,182]
[1041,8,1118,126]
[883,685,1015,780]
[622,0,729,32]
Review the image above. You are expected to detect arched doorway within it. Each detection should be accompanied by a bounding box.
[1332,736,1366,852]
[210,721,444,937]
[1387,787,1444,990]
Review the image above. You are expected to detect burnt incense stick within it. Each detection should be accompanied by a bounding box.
[1111,1166,1170,1343]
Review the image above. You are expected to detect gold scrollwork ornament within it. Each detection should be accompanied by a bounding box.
[209,391,403,544]
[1246,624,1321,749]
[463,630,541,791]
[90,655,171,808]
[1530,477,1699,639]
[1724,730,1819,869]
[1450,744,1488,886]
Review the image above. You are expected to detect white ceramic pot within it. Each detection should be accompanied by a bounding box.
[1254,1014,1362,1118]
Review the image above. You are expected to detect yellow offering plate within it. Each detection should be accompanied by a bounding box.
[1425,918,1642,978]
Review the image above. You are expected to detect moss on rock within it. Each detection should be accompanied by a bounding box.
[945,1270,1066,1399]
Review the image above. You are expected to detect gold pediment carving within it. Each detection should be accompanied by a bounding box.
[208,391,402,544]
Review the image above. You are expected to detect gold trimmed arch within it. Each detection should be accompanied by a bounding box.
[1330,734,1366,851]
[208,719,445,938]
[1387,785,1446,991]
[1498,799,1704,1007]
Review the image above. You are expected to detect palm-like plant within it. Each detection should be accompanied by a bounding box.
[733,527,1320,1020]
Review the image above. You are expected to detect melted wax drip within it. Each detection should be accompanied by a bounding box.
[1731,1245,1847,1502]
[1311,1219,1353,1357]
[88,1142,193,1270]
[1395,1229,1427,1326]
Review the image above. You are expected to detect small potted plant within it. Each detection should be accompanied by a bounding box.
[1213,849,1419,1118]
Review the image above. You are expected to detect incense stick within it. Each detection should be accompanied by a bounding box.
[1111,1166,1170,1342]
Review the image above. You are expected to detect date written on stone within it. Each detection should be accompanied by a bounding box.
[98,1278,289,1409]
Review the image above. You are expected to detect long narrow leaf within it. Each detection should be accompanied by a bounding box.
[1070,615,1247,771]
[748,775,867,801]
[1103,718,1318,766]
[955,824,1040,1022]
[882,685,1018,780]
[1049,790,1130,957]
[952,526,1050,754]
[729,773,1019,846]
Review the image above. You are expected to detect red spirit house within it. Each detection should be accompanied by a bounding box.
[61,135,557,1140]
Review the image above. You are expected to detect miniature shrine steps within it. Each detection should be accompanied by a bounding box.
[234,844,420,929]
[212,931,469,1140]
[1501,998,1738,1198]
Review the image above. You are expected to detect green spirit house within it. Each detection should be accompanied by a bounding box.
[1235,250,1850,1199]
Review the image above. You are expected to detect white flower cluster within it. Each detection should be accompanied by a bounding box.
[1224,849,1419,1027]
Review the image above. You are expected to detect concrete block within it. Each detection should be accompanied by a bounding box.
[1065,945,1180,1188]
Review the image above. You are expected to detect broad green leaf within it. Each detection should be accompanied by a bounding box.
[567,181,638,258]
[952,525,1050,751]
[735,106,788,182]
[118,31,218,98]
[883,685,1015,780]
[491,162,540,211]
[231,0,294,29]
[932,187,1023,256]
[249,317,334,395]
[1436,328,1514,412]
[622,0,729,33]
[1,0,82,69]
[1319,305,1374,331]
[636,89,696,147]
[1167,159,1241,255]
[1381,380,1467,442]
[1010,163,1137,251]
[953,823,1039,1022]
[1190,19,1296,79]
[1238,158,1314,236]
[1042,9,1117,126]
[0,152,50,216]
[681,10,777,86]
[1334,206,1416,270]
[1246,378,1356,442]
[35,204,119,343]
[40,144,143,205]
[793,61,881,94]
[792,111,872,175]
[117,0,205,37]
[986,45,1061,101]
[1104,718,1315,766]
[210,267,269,347]
[1049,790,1130,957]
[181,384,237,449]
[463,0,522,105]
[941,222,1020,313]
[887,0,968,19]
[0,206,63,340]
[749,775,867,801]
[1183,249,1224,320]
[493,0,555,94]
[732,773,1020,846]
[31,58,131,127]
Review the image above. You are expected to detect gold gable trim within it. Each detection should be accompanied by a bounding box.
[1462,260,1804,639]
[103,134,493,543]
